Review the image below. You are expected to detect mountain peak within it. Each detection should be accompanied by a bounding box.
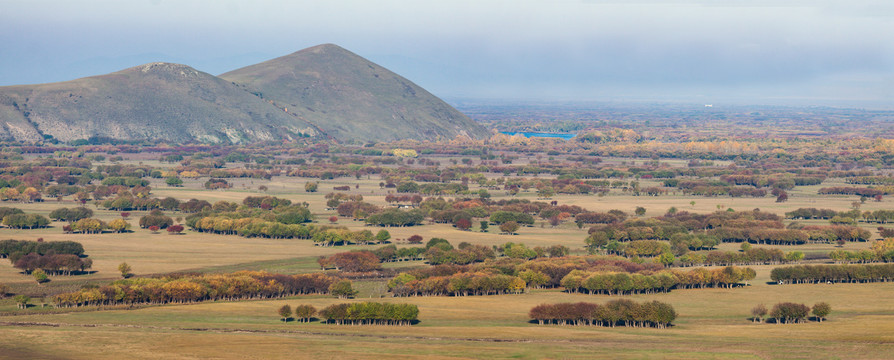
[221,44,488,142]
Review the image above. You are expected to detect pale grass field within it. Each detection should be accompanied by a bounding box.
[0,164,892,358]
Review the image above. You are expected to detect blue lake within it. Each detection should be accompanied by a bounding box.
[500,131,576,140]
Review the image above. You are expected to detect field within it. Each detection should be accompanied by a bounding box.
[0,119,894,359]
[1,136,894,359]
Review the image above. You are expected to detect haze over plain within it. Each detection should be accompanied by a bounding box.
[1,0,892,108]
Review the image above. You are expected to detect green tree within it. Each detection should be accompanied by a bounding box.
[165,177,183,187]
[634,206,646,216]
[118,262,132,279]
[812,302,831,322]
[329,280,358,299]
[740,242,752,252]
[375,229,391,243]
[278,304,292,322]
[658,252,675,267]
[32,269,48,284]
[13,294,30,309]
[480,221,489,232]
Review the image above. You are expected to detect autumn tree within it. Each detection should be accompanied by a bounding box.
[118,262,132,279]
[751,304,768,323]
[167,225,185,235]
[500,221,520,235]
[294,304,317,323]
[108,218,131,233]
[455,218,472,231]
[278,304,293,321]
[305,182,318,193]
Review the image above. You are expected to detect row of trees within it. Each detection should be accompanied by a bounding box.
[678,248,799,267]
[12,253,93,275]
[529,300,676,328]
[560,266,756,295]
[0,239,85,258]
[751,302,831,324]
[317,302,419,325]
[770,264,894,284]
[2,213,50,229]
[53,271,337,307]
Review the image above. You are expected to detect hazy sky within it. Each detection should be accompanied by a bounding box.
[2,0,892,107]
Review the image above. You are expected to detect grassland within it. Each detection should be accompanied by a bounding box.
[1,156,892,359]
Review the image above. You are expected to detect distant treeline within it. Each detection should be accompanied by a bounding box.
[54,271,336,307]
[770,264,894,284]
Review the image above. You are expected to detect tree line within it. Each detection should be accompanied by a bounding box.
[53,271,337,307]
[751,302,831,324]
[560,266,755,295]
[529,300,676,328]
[316,302,419,326]
[770,264,894,284]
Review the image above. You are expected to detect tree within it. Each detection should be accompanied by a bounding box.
[329,216,338,224]
[304,181,318,192]
[32,269,48,284]
[148,225,160,233]
[14,294,30,309]
[118,262,132,279]
[278,304,293,322]
[165,177,183,187]
[812,302,831,322]
[500,221,520,235]
[167,224,185,235]
[294,304,316,323]
[480,221,489,232]
[658,252,675,267]
[108,218,131,233]
[455,218,472,231]
[329,280,358,299]
[407,235,424,244]
[776,192,789,203]
[751,304,768,323]
[0,283,8,298]
[740,242,752,252]
[375,229,391,243]
[635,206,646,216]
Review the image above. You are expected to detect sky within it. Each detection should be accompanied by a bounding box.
[1,0,892,108]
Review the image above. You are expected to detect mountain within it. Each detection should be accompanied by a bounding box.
[220,44,488,142]
[0,63,313,143]
[0,44,487,144]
